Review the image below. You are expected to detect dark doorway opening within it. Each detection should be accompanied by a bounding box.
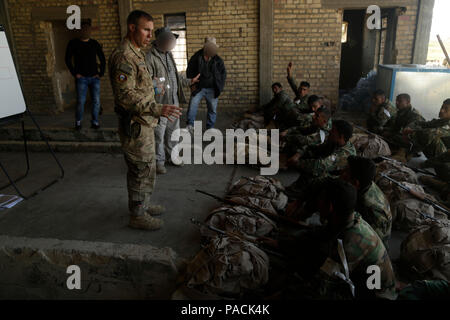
[339,9,366,91]
[339,7,402,91]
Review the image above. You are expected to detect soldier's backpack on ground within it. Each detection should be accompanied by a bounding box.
[400,221,450,282]
[176,236,270,299]
[392,198,448,232]
[350,133,391,159]
[201,205,277,239]
[227,176,288,211]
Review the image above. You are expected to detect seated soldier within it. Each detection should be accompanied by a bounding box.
[340,156,392,249]
[403,98,450,159]
[286,61,310,110]
[261,179,397,300]
[281,106,332,158]
[367,89,397,134]
[285,120,356,198]
[275,95,322,131]
[420,150,450,207]
[382,93,425,152]
[235,82,292,130]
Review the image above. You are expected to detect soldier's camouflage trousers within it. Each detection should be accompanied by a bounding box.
[124,154,156,216]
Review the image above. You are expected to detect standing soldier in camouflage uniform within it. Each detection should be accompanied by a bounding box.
[403,99,450,159]
[109,10,182,231]
[340,156,392,249]
[367,89,397,134]
[286,62,310,111]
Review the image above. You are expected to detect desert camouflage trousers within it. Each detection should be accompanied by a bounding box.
[124,149,156,217]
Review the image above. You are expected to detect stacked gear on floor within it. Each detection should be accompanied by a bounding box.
[375,157,450,285]
[173,176,287,300]
[350,133,391,159]
[400,220,450,282]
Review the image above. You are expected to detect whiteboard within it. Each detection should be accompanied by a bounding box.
[0,27,26,119]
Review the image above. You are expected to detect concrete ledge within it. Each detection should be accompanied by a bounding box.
[0,141,122,153]
[0,235,184,299]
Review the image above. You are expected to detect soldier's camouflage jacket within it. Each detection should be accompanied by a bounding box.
[333,212,397,300]
[383,106,425,135]
[109,38,163,162]
[259,90,292,124]
[424,150,450,183]
[367,100,397,133]
[287,74,309,111]
[297,140,356,178]
[411,118,450,158]
[358,181,393,248]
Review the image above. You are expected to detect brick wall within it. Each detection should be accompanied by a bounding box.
[273,0,343,103]
[7,0,121,115]
[7,0,420,115]
[272,0,419,104]
[135,0,260,112]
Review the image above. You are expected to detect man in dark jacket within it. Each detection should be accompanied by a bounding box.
[186,37,227,131]
[65,19,106,130]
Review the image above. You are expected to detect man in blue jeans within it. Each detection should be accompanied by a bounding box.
[186,37,227,132]
[65,19,106,130]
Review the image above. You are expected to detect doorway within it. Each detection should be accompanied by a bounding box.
[339,7,401,91]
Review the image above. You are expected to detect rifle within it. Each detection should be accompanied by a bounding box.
[196,189,311,228]
[380,173,450,217]
[190,218,285,258]
[419,212,440,223]
[374,156,437,177]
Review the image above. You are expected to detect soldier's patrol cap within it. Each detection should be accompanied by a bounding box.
[155,27,179,40]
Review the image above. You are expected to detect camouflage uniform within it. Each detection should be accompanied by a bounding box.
[367,99,397,134]
[286,140,356,199]
[333,212,397,300]
[283,116,332,156]
[287,74,309,111]
[297,141,356,179]
[358,181,393,248]
[410,118,450,159]
[258,90,292,125]
[109,38,163,216]
[382,106,425,148]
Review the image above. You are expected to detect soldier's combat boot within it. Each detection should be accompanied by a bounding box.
[129,215,164,230]
[145,204,166,216]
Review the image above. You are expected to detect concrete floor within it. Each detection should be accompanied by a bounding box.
[0,151,298,260]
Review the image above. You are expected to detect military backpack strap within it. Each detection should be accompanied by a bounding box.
[335,238,356,298]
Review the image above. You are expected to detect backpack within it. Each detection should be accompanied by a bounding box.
[202,205,277,239]
[392,198,449,232]
[350,133,391,159]
[180,236,270,298]
[227,176,288,211]
[401,221,450,282]
[376,160,419,188]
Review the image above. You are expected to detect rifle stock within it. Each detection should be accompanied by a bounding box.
[380,173,450,217]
